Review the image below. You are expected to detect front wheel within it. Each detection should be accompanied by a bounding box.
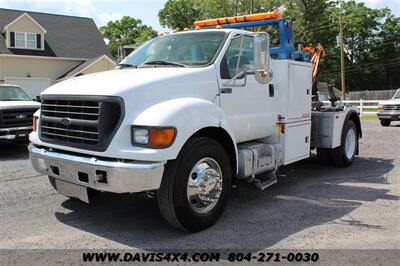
[331,120,358,167]
[380,119,391,127]
[157,137,232,232]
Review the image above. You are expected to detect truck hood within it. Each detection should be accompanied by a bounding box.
[0,101,40,110]
[42,66,217,98]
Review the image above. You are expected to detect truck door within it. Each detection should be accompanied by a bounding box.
[218,34,277,142]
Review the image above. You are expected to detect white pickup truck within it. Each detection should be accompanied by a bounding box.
[29,16,362,232]
[377,89,400,126]
[0,84,40,143]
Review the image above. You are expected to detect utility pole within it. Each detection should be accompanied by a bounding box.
[339,17,346,100]
[235,0,238,16]
[251,0,254,14]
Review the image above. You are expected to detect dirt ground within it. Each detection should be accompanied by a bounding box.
[0,120,399,251]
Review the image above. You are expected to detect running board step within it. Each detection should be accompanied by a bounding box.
[253,171,277,191]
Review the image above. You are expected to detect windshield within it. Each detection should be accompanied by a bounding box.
[120,31,226,67]
[0,86,31,101]
[394,90,400,99]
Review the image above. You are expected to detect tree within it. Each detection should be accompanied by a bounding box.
[158,0,283,30]
[158,0,203,29]
[157,0,400,91]
[100,16,157,58]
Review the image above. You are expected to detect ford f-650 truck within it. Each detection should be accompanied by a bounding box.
[29,12,361,232]
[377,88,400,127]
[0,84,40,143]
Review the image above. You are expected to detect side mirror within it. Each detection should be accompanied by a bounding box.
[254,33,270,69]
[255,69,273,84]
[254,33,273,84]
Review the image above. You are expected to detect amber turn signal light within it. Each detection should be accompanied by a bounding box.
[149,128,176,148]
[32,116,38,132]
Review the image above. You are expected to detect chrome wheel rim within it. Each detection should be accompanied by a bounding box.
[187,157,223,214]
[345,128,356,159]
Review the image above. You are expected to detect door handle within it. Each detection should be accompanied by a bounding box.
[269,84,275,97]
[221,88,232,94]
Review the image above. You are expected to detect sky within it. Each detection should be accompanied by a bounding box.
[0,0,399,32]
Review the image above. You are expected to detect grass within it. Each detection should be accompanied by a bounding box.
[365,107,379,112]
[361,116,378,121]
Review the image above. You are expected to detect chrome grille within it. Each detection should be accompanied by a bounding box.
[383,105,400,111]
[40,96,124,151]
[0,108,38,128]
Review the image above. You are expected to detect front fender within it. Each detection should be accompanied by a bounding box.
[132,98,222,160]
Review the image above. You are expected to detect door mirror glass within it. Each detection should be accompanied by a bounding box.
[254,33,270,70]
[255,69,273,84]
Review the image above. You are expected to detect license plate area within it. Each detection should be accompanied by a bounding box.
[55,179,89,203]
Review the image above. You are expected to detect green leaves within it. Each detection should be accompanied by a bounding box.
[100,16,157,58]
[158,0,203,29]
[158,0,284,30]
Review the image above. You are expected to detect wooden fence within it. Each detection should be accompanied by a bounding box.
[348,90,397,100]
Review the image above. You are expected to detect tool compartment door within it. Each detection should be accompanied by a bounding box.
[287,63,312,121]
[281,121,311,165]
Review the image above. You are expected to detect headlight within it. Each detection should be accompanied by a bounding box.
[378,105,384,111]
[131,126,176,148]
[32,116,38,132]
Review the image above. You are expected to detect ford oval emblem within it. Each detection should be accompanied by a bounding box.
[16,114,27,119]
[61,118,72,126]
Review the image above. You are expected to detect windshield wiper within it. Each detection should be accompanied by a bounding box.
[143,60,186,67]
[117,63,138,69]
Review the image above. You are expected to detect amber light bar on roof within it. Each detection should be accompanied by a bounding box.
[193,11,282,28]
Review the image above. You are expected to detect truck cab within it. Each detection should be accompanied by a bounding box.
[378,89,400,126]
[29,12,361,232]
[0,84,40,143]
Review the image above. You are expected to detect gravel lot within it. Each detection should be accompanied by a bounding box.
[0,120,399,250]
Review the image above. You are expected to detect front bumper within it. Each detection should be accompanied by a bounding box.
[377,110,400,120]
[0,126,32,140]
[29,144,165,193]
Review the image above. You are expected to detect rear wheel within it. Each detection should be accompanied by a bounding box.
[157,137,232,232]
[380,119,391,127]
[331,120,358,167]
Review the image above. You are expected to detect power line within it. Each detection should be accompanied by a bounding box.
[323,57,400,74]
[319,61,400,77]
[298,23,338,35]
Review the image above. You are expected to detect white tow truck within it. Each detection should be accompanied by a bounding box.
[29,12,362,232]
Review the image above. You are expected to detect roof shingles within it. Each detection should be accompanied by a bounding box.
[0,8,111,59]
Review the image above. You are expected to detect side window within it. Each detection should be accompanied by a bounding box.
[220,35,255,79]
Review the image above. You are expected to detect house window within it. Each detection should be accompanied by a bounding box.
[14,32,38,49]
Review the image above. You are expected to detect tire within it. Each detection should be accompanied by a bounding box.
[157,137,232,232]
[380,119,391,127]
[331,120,358,167]
[316,148,331,164]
